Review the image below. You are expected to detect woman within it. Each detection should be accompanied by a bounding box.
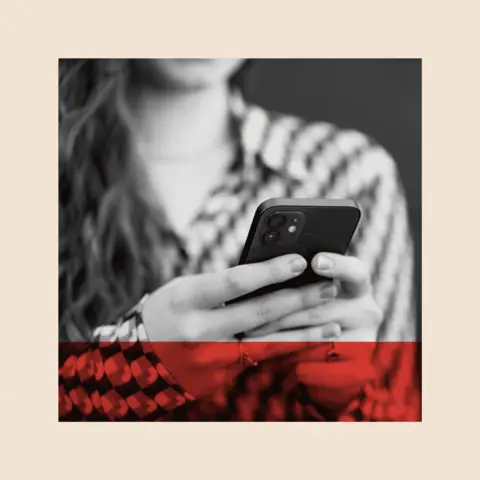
[59,59,420,421]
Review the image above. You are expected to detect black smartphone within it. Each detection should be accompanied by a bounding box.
[228,198,361,304]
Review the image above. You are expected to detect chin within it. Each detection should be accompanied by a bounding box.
[149,59,245,90]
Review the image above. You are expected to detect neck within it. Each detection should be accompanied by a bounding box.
[128,83,233,160]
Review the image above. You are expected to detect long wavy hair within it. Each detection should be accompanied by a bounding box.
[59,59,252,341]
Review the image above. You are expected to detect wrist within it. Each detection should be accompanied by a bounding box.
[134,293,197,404]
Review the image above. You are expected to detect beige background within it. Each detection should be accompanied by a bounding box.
[1,0,479,478]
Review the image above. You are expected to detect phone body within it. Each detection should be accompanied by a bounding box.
[228,198,361,304]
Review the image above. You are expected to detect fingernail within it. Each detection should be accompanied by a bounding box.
[322,323,341,339]
[290,256,307,273]
[317,254,334,271]
[319,283,338,300]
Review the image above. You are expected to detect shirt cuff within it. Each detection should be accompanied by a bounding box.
[85,296,196,418]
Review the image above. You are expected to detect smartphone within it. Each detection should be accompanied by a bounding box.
[228,198,361,304]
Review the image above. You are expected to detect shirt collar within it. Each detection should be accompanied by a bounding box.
[230,89,316,183]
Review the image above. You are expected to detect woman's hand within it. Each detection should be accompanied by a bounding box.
[298,253,382,411]
[142,254,339,399]
[245,253,383,412]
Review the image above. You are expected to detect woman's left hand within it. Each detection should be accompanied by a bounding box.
[245,252,383,412]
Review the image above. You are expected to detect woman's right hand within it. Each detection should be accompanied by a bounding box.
[142,254,339,399]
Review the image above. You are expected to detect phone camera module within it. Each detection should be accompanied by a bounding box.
[263,231,280,245]
[268,214,286,229]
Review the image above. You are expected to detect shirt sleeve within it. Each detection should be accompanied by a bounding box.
[295,137,421,421]
[351,140,421,420]
[341,158,421,420]
[59,299,195,421]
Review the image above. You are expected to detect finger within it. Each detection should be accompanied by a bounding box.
[241,325,342,363]
[296,361,376,390]
[208,281,337,338]
[183,254,308,308]
[244,324,341,343]
[296,361,376,411]
[245,286,339,337]
[246,295,381,337]
[311,253,371,297]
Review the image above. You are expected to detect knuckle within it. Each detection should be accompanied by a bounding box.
[268,263,285,282]
[307,307,319,325]
[275,289,301,314]
[224,272,245,298]
[256,300,273,325]
[296,289,310,311]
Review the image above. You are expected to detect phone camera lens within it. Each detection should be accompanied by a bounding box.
[268,214,286,228]
[264,231,280,245]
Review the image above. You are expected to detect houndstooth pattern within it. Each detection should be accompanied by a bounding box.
[59,92,420,421]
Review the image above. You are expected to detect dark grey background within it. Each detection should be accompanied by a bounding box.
[243,59,421,330]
